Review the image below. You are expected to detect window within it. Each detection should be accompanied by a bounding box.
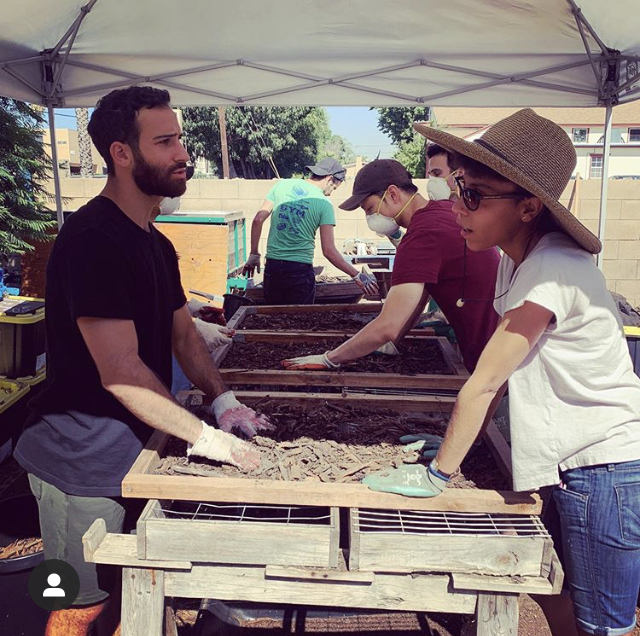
[629,128,640,142]
[590,155,603,179]
[572,128,589,143]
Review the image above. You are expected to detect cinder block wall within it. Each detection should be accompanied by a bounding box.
[46,177,640,307]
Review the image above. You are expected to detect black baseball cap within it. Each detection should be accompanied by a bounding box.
[339,159,413,210]
[306,157,346,181]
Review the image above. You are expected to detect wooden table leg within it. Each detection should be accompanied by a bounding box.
[475,592,519,636]
[121,567,164,636]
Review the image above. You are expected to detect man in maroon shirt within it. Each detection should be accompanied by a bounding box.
[282,158,500,373]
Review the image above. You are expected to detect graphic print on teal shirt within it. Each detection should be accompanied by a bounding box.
[265,179,335,264]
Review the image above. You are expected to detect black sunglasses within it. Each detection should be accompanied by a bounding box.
[454,176,526,212]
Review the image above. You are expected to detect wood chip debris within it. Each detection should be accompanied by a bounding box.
[155,402,507,490]
[0,537,42,560]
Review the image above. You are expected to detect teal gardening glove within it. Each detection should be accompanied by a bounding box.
[362,460,450,497]
[400,433,444,461]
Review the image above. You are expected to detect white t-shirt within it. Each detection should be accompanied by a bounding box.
[494,232,640,491]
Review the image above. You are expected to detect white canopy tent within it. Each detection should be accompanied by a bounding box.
[1,0,640,266]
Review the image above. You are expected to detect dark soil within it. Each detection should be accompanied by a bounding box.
[220,340,451,375]
[155,401,507,491]
[242,312,378,332]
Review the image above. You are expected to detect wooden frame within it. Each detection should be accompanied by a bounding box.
[228,302,435,336]
[136,499,340,569]
[123,391,540,515]
[215,331,469,391]
[83,519,561,636]
[244,280,365,305]
[348,507,553,578]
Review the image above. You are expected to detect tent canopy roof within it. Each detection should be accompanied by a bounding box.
[1,0,639,108]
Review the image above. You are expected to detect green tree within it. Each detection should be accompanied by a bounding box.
[0,99,56,257]
[318,134,356,165]
[375,107,431,145]
[393,133,427,178]
[375,107,431,178]
[182,106,332,179]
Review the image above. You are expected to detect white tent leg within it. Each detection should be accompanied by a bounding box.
[596,102,613,270]
[47,102,64,228]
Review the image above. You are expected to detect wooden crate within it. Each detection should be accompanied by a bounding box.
[136,499,339,568]
[244,281,364,305]
[228,303,397,332]
[349,507,553,578]
[122,392,541,515]
[215,331,468,392]
[155,211,244,298]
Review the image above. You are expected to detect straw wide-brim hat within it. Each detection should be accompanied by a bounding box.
[413,108,601,254]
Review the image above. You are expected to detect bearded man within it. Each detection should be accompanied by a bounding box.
[14,86,271,636]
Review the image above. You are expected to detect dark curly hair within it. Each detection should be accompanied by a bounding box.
[88,86,171,176]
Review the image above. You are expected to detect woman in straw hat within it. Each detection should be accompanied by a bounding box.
[362,109,640,636]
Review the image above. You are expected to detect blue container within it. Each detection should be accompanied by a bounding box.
[627,329,640,377]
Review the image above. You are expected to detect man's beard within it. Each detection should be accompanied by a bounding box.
[132,148,187,198]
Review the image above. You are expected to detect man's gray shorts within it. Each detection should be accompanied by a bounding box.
[28,474,141,606]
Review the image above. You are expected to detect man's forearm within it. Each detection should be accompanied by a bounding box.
[174,327,228,401]
[104,360,203,444]
[250,216,265,254]
[323,248,358,277]
[328,316,398,365]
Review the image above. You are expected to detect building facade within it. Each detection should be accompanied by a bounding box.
[431,103,640,180]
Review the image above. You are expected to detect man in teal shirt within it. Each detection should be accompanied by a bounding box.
[243,158,378,304]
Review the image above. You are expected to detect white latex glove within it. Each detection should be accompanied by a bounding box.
[281,351,340,370]
[243,253,261,276]
[188,420,260,471]
[211,391,274,438]
[194,319,234,350]
[352,268,379,296]
[375,341,400,355]
[187,298,208,316]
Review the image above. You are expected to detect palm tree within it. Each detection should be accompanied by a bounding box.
[75,108,93,177]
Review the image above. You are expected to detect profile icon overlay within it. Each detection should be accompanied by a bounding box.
[28,559,80,611]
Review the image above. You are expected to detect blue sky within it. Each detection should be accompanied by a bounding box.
[47,106,396,160]
[326,107,396,160]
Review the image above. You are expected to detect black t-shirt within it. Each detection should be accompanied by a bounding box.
[14,196,186,496]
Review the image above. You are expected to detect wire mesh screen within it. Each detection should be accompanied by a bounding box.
[354,509,549,538]
[156,500,334,526]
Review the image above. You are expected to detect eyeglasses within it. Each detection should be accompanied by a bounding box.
[454,176,527,212]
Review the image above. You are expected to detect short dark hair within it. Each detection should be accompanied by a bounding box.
[426,143,458,170]
[88,86,171,176]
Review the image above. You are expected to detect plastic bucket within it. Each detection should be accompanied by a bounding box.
[223,294,254,322]
[0,494,48,634]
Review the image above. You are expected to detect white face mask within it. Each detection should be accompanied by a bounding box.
[159,196,181,215]
[366,212,400,236]
[365,189,417,236]
[427,176,453,201]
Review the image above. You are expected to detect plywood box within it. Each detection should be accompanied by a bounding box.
[155,211,245,297]
[136,499,340,568]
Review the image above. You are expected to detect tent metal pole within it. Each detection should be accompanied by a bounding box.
[596,102,613,270]
[47,103,65,229]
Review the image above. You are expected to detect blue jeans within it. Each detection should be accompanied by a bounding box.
[553,459,640,635]
[263,259,315,305]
